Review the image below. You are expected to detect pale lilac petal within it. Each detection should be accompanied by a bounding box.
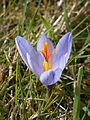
[37,35,54,54]
[40,70,55,86]
[37,51,43,72]
[53,32,72,70]
[40,67,62,86]
[54,67,62,83]
[15,36,43,78]
[27,53,42,78]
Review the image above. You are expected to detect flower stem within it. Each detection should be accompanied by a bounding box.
[46,85,54,101]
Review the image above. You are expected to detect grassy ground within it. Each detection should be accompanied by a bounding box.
[0,0,90,120]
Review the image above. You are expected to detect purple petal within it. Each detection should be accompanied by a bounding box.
[40,70,55,86]
[37,35,54,54]
[26,53,43,78]
[40,68,62,86]
[53,32,72,71]
[15,36,43,78]
[54,67,62,83]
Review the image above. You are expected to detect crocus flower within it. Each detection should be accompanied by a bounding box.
[15,32,72,86]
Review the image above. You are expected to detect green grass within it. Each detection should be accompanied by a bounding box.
[73,66,83,120]
[0,0,90,120]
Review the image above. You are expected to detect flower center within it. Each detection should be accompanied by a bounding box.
[41,42,55,71]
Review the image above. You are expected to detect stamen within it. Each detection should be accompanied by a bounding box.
[43,60,49,71]
[42,49,46,59]
[48,49,55,60]
[43,42,47,57]
[41,41,55,71]
[47,42,50,55]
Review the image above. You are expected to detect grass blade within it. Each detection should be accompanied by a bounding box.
[72,14,90,32]
[73,66,83,120]
[64,0,70,32]
[26,0,41,39]
[16,53,27,120]
[21,1,27,35]
[73,24,90,40]
[40,16,57,40]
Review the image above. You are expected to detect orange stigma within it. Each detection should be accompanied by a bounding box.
[41,41,55,71]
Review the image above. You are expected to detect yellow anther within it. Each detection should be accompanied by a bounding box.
[43,60,49,71]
